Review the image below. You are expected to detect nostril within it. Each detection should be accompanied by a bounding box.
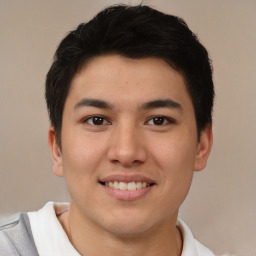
[111,159,120,164]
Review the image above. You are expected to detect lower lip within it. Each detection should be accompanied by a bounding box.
[101,184,153,201]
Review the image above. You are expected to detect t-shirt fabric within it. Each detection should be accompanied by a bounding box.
[0,201,215,255]
[28,202,214,256]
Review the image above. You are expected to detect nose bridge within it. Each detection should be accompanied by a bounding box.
[107,119,146,166]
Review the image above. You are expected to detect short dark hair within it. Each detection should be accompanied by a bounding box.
[45,4,214,145]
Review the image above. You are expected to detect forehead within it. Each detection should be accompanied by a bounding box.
[67,54,191,109]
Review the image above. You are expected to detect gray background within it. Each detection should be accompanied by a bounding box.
[0,0,255,255]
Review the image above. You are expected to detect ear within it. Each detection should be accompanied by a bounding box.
[48,127,64,177]
[194,125,213,171]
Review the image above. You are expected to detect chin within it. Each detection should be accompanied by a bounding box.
[100,212,156,237]
[106,223,150,238]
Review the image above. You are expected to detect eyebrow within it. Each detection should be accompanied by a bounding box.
[141,99,182,111]
[74,98,114,110]
[74,98,182,111]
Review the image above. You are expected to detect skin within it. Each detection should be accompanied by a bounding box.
[49,55,212,256]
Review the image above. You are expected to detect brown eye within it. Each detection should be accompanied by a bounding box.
[84,116,110,125]
[152,117,165,125]
[146,116,174,126]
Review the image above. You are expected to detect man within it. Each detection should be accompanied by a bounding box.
[0,4,214,255]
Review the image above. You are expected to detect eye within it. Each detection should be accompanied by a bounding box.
[145,116,174,126]
[83,116,110,126]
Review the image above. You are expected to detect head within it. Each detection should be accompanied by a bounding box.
[45,4,214,147]
[46,4,214,239]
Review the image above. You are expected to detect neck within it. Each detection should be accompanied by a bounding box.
[58,205,183,256]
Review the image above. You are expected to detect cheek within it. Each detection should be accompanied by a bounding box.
[149,131,197,202]
[152,135,197,173]
[153,141,195,215]
[157,141,195,192]
[60,141,105,206]
[61,134,107,181]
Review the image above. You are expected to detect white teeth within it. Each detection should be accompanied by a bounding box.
[127,182,136,190]
[119,182,127,190]
[113,181,119,189]
[105,181,151,190]
[136,182,142,189]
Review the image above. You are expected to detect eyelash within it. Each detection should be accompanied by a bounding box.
[82,115,111,126]
[145,116,175,126]
[82,115,175,126]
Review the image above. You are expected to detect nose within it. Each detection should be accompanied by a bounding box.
[107,122,147,167]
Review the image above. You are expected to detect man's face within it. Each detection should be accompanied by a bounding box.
[49,55,212,236]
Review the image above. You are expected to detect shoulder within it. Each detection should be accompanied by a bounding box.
[177,218,215,256]
[194,239,215,256]
[0,212,39,256]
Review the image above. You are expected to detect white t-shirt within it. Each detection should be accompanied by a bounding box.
[28,202,214,256]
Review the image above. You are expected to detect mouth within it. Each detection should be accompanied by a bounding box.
[100,181,155,191]
[99,175,156,200]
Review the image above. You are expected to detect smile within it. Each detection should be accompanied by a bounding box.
[99,175,156,200]
[104,181,152,191]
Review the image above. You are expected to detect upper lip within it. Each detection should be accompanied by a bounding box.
[99,174,156,184]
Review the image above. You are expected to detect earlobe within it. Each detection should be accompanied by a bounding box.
[194,125,213,171]
[48,127,64,177]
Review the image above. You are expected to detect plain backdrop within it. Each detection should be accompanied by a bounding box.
[0,0,255,255]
